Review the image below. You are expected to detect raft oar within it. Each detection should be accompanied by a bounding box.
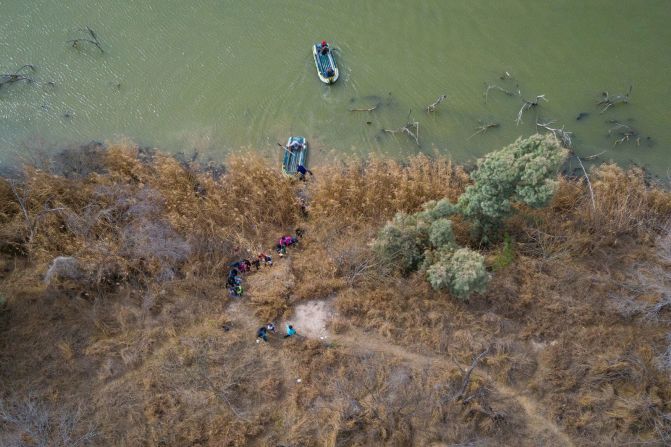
[277,142,292,154]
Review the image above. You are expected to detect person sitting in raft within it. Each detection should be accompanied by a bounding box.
[284,324,297,338]
[325,67,335,78]
[320,40,329,55]
[289,140,302,152]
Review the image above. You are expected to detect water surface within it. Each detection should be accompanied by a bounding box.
[1,0,669,174]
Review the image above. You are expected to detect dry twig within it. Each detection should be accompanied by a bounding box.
[454,347,490,402]
[574,154,596,210]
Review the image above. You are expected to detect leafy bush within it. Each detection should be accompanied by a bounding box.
[429,218,455,249]
[373,212,428,274]
[374,134,566,298]
[458,134,568,241]
[426,248,488,300]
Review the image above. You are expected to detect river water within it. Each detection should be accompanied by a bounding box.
[1,0,669,175]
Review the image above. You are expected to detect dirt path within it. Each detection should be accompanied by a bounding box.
[332,328,575,447]
[226,255,574,446]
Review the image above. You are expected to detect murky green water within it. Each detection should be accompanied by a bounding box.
[1,0,670,174]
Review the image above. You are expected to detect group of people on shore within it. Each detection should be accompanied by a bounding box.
[225,229,305,343]
[226,254,272,297]
[226,228,304,296]
[256,322,298,343]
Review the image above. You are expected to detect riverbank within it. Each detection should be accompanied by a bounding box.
[1,140,670,446]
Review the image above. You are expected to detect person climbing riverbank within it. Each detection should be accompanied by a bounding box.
[297,164,313,181]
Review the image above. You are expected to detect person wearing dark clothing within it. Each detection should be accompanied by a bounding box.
[258,253,273,266]
[252,259,261,270]
[296,165,313,181]
[257,326,268,342]
[296,228,305,238]
[320,40,329,55]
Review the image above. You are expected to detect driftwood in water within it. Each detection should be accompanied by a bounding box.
[536,119,573,148]
[384,110,420,146]
[349,104,377,112]
[483,83,518,103]
[0,65,35,89]
[467,121,500,140]
[515,94,547,126]
[426,94,447,113]
[598,86,631,113]
[68,26,104,53]
[607,120,640,146]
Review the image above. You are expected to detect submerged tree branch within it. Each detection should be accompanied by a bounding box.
[515,95,547,126]
[426,94,447,113]
[467,121,500,140]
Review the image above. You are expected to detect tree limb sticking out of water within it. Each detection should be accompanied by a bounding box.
[536,118,573,148]
[608,120,640,146]
[349,104,377,112]
[467,120,500,140]
[425,94,447,113]
[67,26,104,54]
[0,65,35,90]
[483,83,518,103]
[598,85,632,113]
[515,94,547,126]
[384,110,420,146]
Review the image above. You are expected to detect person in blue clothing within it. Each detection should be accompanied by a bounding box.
[257,326,268,342]
[284,324,297,338]
[296,165,313,181]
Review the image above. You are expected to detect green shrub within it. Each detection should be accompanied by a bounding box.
[426,248,488,299]
[374,134,564,299]
[492,234,515,271]
[429,218,455,249]
[419,198,458,221]
[373,212,428,274]
[458,134,568,241]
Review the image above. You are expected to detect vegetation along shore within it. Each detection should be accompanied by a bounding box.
[1,136,670,446]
